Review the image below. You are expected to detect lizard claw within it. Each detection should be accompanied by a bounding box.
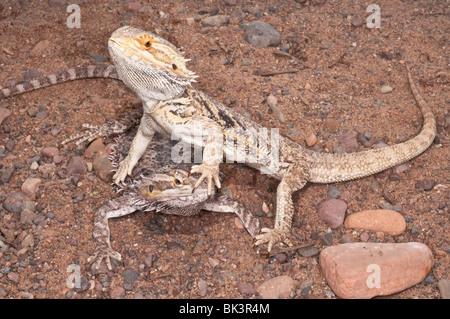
[190,163,221,196]
[254,227,293,252]
[113,156,134,184]
[88,246,122,271]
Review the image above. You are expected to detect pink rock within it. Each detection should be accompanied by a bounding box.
[317,199,347,229]
[21,178,42,199]
[110,286,126,298]
[127,1,142,11]
[344,209,406,235]
[320,242,433,299]
[0,107,11,125]
[256,275,295,299]
[41,146,59,158]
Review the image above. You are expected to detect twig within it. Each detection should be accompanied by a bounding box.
[253,69,299,77]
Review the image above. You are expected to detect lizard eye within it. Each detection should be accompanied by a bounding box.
[147,184,154,193]
[172,64,178,70]
[144,41,152,48]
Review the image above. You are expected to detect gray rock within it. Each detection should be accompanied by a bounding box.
[122,269,140,289]
[0,167,15,185]
[327,186,341,199]
[297,246,319,257]
[0,107,11,125]
[245,21,281,48]
[3,191,29,213]
[415,179,435,191]
[201,15,230,27]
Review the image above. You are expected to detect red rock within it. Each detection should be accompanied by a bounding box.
[256,275,295,299]
[127,1,142,11]
[319,242,433,299]
[305,133,318,146]
[317,199,347,229]
[344,209,406,235]
[110,286,125,298]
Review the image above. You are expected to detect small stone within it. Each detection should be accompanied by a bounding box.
[322,233,333,246]
[7,272,20,284]
[41,147,59,159]
[20,209,38,225]
[198,279,207,297]
[48,0,66,7]
[320,242,434,299]
[0,107,11,125]
[201,15,230,27]
[297,246,319,257]
[344,209,406,235]
[415,179,435,191]
[21,178,42,200]
[340,234,354,244]
[144,254,153,268]
[327,186,341,199]
[0,167,15,185]
[305,133,318,146]
[267,94,285,123]
[127,1,142,11]
[110,286,126,298]
[438,279,450,299]
[67,156,87,184]
[93,154,114,182]
[122,269,140,287]
[244,21,281,48]
[234,217,245,230]
[360,232,370,242]
[317,199,347,229]
[338,132,358,153]
[351,16,364,27]
[30,40,51,56]
[167,241,183,250]
[238,282,256,295]
[323,118,341,132]
[380,86,393,94]
[3,191,28,213]
[256,275,295,299]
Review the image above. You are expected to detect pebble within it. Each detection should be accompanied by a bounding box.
[415,179,435,191]
[201,15,230,27]
[317,199,347,229]
[20,209,38,225]
[380,86,393,94]
[351,16,364,27]
[323,118,341,132]
[327,186,341,199]
[237,282,256,295]
[344,209,406,235]
[93,154,114,182]
[31,40,51,56]
[305,133,318,146]
[0,107,11,125]
[244,21,281,48]
[267,94,286,123]
[1,167,15,185]
[3,191,29,213]
[297,246,319,257]
[127,1,142,11]
[7,272,20,284]
[338,132,358,153]
[67,156,87,184]
[121,269,140,290]
[110,286,126,298]
[256,275,295,299]
[41,147,59,159]
[198,279,207,297]
[320,242,434,298]
[322,232,333,246]
[437,279,450,299]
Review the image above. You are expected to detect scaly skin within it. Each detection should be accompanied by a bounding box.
[68,118,261,271]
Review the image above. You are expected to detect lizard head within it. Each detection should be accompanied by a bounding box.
[108,26,197,101]
[131,169,211,215]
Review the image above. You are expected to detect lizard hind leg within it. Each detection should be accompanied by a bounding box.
[254,161,309,252]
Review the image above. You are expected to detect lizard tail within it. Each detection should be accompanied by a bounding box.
[1,64,119,99]
[308,64,436,183]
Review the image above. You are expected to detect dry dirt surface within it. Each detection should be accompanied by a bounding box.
[0,0,448,299]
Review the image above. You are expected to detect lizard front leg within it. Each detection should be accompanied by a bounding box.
[189,120,223,195]
[113,112,155,184]
[255,161,310,251]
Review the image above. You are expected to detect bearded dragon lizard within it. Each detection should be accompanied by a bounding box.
[104,26,436,251]
[1,26,436,252]
[85,122,260,271]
